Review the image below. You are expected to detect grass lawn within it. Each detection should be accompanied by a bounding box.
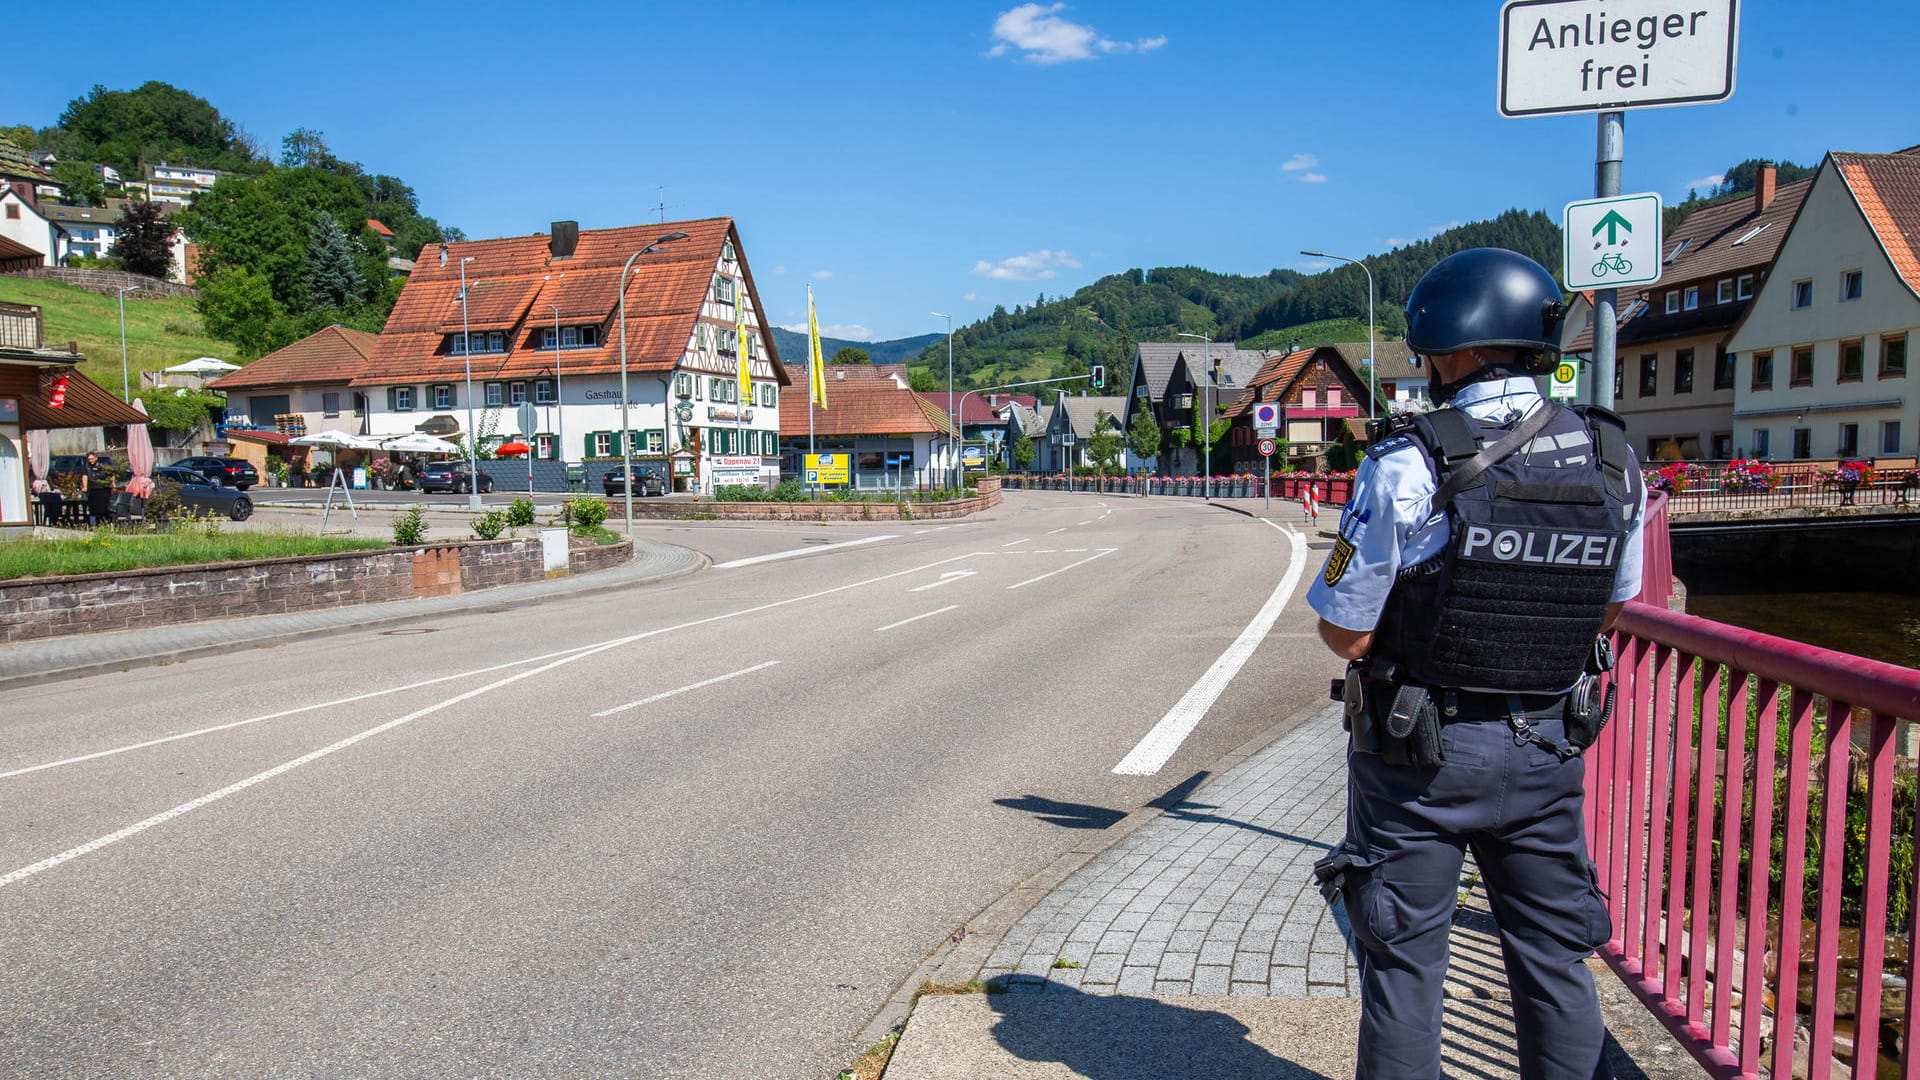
[0,530,390,580]
[0,276,237,393]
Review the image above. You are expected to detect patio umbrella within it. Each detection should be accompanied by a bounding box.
[125,399,155,499]
[164,357,241,375]
[26,428,49,493]
[495,441,531,457]
[290,430,381,449]
[378,432,462,454]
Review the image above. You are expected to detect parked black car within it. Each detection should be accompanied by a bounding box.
[152,466,254,521]
[602,465,667,497]
[418,461,495,494]
[175,455,258,490]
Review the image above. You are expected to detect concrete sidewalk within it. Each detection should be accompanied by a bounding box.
[0,538,704,689]
[882,705,1703,1079]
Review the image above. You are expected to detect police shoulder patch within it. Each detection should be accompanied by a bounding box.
[1323,537,1357,586]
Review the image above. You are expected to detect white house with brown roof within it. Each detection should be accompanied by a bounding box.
[354,218,789,493]
[775,364,958,488]
[1725,147,1920,461]
[207,325,380,437]
[0,188,58,267]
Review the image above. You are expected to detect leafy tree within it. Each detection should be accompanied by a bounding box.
[135,387,223,431]
[1127,406,1161,466]
[1087,410,1124,476]
[113,200,175,279]
[301,212,363,309]
[178,165,370,307]
[1012,433,1037,471]
[0,125,34,152]
[52,160,104,207]
[830,345,870,365]
[280,127,329,169]
[53,81,262,178]
[908,368,940,393]
[195,267,282,356]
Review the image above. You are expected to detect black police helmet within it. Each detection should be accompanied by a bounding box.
[1404,248,1566,373]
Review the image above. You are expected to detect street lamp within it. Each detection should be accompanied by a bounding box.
[458,255,480,510]
[1176,331,1215,500]
[115,285,140,399]
[1301,249,1376,422]
[930,311,954,489]
[617,230,690,534]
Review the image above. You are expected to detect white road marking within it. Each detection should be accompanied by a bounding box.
[1076,520,1093,526]
[715,534,898,568]
[1007,548,1117,590]
[0,643,605,781]
[1001,538,1031,547]
[1065,548,1087,553]
[1,548,990,889]
[874,606,960,633]
[909,570,977,592]
[1112,527,1307,776]
[593,661,782,717]
[1046,527,1068,535]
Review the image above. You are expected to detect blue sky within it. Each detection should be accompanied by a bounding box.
[11,2,1919,341]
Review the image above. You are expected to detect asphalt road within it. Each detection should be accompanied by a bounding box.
[1,491,1340,1079]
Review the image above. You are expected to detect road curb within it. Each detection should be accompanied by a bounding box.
[0,547,709,694]
[853,695,1338,1058]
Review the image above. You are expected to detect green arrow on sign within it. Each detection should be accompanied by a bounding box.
[1592,209,1633,245]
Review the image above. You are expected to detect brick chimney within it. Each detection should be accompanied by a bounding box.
[1754,163,1777,214]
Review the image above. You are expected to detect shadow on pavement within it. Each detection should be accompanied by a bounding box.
[983,980,1338,1080]
[993,795,1127,830]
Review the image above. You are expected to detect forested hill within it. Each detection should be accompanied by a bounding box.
[1229,210,1560,343]
[766,328,942,367]
[907,265,1304,392]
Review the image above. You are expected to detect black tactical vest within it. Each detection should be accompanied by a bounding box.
[1376,403,1638,694]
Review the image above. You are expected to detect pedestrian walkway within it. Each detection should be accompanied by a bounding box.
[883,705,1703,1079]
[0,538,703,689]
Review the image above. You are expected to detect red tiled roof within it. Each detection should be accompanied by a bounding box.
[209,325,378,391]
[367,218,394,238]
[1224,349,1315,418]
[921,391,1039,424]
[1834,150,1920,299]
[778,376,955,438]
[1651,177,1812,286]
[354,217,789,388]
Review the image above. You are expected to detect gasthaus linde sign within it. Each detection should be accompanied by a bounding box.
[1498,0,1739,117]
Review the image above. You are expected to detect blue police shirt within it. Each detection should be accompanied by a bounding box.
[1306,377,1645,634]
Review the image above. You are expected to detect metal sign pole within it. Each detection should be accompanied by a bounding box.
[1593,111,1624,409]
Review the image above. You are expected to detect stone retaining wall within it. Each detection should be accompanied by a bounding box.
[0,535,634,644]
[619,477,1001,522]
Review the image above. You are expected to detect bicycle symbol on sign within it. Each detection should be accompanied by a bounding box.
[1591,252,1633,277]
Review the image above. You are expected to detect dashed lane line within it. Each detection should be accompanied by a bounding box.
[593,661,782,717]
[1006,548,1117,591]
[874,606,960,633]
[714,534,898,569]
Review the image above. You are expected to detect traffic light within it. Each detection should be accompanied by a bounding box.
[47,374,68,409]
[1090,364,1105,389]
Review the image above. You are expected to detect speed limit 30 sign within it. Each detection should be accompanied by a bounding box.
[1258,438,1277,457]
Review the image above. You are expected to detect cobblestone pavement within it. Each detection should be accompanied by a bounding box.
[982,704,1356,999]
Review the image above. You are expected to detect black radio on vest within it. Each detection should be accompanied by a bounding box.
[1375,402,1635,693]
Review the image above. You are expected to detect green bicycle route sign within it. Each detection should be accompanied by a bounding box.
[1563,192,1663,291]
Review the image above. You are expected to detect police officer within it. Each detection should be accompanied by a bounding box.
[1307,248,1645,1080]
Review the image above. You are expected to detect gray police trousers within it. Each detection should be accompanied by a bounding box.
[1340,711,1612,1080]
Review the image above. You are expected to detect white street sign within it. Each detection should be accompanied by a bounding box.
[1499,0,1739,118]
[1258,438,1277,458]
[1253,403,1279,435]
[1564,192,1663,290]
[1549,360,1580,401]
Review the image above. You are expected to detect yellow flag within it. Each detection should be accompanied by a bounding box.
[736,309,751,405]
[808,286,827,409]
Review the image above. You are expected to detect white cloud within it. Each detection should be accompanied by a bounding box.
[773,265,786,276]
[1426,220,1463,236]
[988,3,1164,64]
[1296,260,1333,272]
[972,249,1082,281]
[777,322,875,341]
[1300,172,1327,184]
[812,270,833,279]
[1682,173,1726,196]
[1384,237,1409,248]
[1280,153,1317,172]
[962,292,983,302]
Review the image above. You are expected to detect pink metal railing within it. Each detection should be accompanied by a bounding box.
[1590,496,1920,1077]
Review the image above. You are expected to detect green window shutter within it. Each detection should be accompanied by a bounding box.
[585,431,598,459]
[386,387,397,411]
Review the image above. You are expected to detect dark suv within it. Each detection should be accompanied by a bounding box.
[175,456,258,490]
[419,461,495,494]
[603,465,666,497]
